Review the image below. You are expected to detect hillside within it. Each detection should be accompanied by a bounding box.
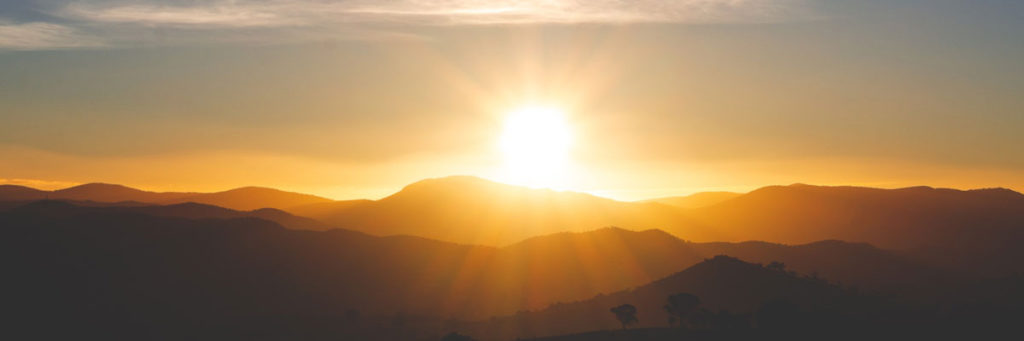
[683,184,1024,248]
[173,186,334,211]
[0,202,949,322]
[689,240,953,296]
[285,177,1024,261]
[10,178,1024,265]
[10,178,1024,278]
[284,176,707,245]
[679,184,1024,275]
[0,183,333,211]
[0,184,49,201]
[640,192,741,209]
[3,201,1018,340]
[464,256,845,340]
[52,183,195,202]
[0,200,334,231]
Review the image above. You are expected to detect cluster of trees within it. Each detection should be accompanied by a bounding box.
[610,292,786,331]
[611,293,708,330]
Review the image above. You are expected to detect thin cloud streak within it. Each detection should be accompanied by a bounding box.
[59,0,810,27]
[61,3,294,27]
[0,21,102,50]
[4,0,811,50]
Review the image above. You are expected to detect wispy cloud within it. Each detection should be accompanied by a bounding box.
[60,2,297,28]
[0,21,102,50]
[60,0,810,27]
[336,0,809,25]
[4,0,812,50]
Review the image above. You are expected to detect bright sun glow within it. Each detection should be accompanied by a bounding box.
[499,106,573,188]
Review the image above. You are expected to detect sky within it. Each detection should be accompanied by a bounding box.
[1,0,1023,200]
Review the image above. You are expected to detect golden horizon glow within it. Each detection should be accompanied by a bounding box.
[498,106,574,189]
[3,3,1024,202]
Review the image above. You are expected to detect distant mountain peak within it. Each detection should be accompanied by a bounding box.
[218,186,292,193]
[969,187,1024,197]
[59,182,144,193]
[641,191,742,209]
[398,175,503,192]
[0,184,42,190]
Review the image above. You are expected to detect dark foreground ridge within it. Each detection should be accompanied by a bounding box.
[1,201,1022,340]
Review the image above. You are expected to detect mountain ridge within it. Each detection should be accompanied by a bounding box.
[0,201,951,320]
[0,183,333,211]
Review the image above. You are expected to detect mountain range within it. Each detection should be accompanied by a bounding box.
[3,177,1023,340]
[467,255,848,339]
[0,183,332,211]
[0,201,949,321]
[639,191,741,209]
[5,176,1024,276]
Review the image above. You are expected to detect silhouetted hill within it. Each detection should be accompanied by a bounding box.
[11,179,1024,274]
[287,178,1024,261]
[485,228,706,310]
[689,240,954,298]
[3,202,1019,340]
[0,183,334,212]
[0,203,678,328]
[465,256,845,339]
[174,186,334,211]
[683,184,1024,247]
[679,184,1024,275]
[500,227,955,302]
[131,202,335,231]
[284,176,703,245]
[640,192,741,209]
[285,177,1024,278]
[0,202,946,322]
[0,184,49,200]
[0,201,490,339]
[0,200,335,231]
[470,256,1020,341]
[284,198,374,218]
[52,183,194,202]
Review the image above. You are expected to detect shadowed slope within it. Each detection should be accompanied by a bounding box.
[175,186,333,211]
[682,184,1024,248]
[285,176,705,245]
[287,178,1024,256]
[641,192,742,209]
[0,184,49,201]
[53,183,195,202]
[466,256,845,340]
[0,201,493,336]
[10,178,1024,262]
[689,240,952,296]
[0,183,333,211]
[679,184,1024,275]
[0,200,334,231]
[0,201,948,325]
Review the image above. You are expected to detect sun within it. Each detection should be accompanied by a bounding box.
[498,106,573,188]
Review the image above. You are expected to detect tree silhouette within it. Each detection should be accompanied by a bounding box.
[665,293,701,328]
[610,304,639,330]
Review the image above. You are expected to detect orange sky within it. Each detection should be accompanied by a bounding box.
[2,1,1023,200]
